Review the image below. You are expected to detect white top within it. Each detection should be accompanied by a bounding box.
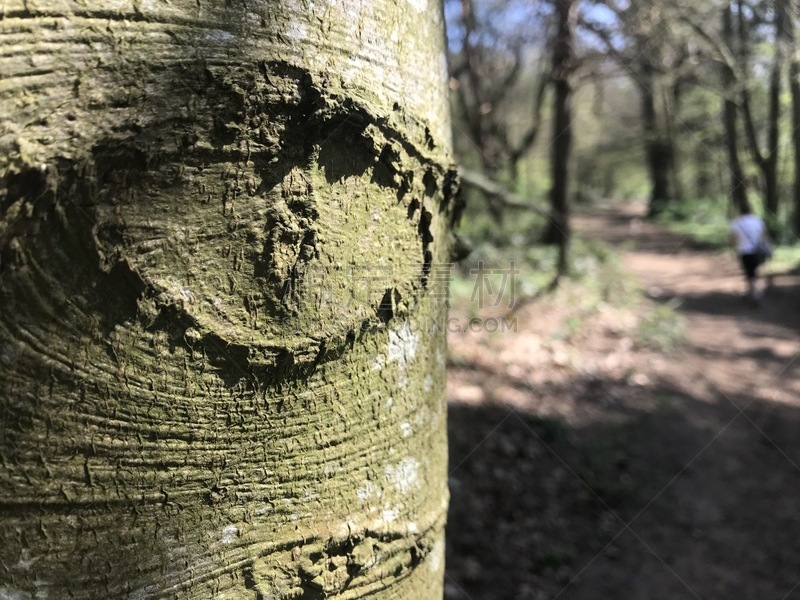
[730,214,765,254]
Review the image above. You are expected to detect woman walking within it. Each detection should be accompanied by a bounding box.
[730,201,771,304]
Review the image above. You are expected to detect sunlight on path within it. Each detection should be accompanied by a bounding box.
[445,203,800,600]
[576,204,800,410]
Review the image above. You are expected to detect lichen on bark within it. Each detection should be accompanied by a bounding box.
[0,1,455,598]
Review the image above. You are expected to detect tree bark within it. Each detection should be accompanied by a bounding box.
[0,1,456,598]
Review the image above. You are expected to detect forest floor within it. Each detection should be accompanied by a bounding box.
[444,202,800,600]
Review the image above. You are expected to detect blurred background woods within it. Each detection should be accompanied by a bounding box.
[446,0,800,250]
[442,1,800,599]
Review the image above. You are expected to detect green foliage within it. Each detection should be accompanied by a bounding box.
[457,189,548,249]
[514,154,552,201]
[656,195,800,253]
[449,225,642,322]
[656,196,732,248]
[764,212,800,246]
[635,300,686,353]
[770,244,800,273]
[450,241,558,308]
[569,238,640,306]
[451,185,555,305]
[570,80,651,202]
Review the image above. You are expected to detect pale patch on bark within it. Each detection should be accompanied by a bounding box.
[357,481,380,503]
[406,0,429,13]
[439,51,450,86]
[202,29,236,45]
[427,539,445,573]
[381,507,399,522]
[0,587,31,600]
[10,551,39,573]
[385,457,420,495]
[388,321,419,368]
[220,525,239,545]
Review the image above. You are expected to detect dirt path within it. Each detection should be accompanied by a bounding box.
[445,204,800,600]
[576,208,800,405]
[577,204,800,408]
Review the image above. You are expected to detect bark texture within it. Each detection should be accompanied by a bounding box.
[0,1,456,598]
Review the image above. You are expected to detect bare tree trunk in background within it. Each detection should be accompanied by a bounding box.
[454,0,548,222]
[722,2,749,211]
[457,0,505,220]
[787,0,800,235]
[640,69,680,217]
[580,5,686,216]
[692,139,714,199]
[0,1,456,598]
[765,3,784,220]
[740,0,784,224]
[542,0,576,276]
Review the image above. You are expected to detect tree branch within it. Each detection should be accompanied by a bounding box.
[487,46,523,106]
[509,70,550,164]
[458,167,555,218]
[678,13,744,80]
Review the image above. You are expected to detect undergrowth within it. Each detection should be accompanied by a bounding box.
[655,196,800,275]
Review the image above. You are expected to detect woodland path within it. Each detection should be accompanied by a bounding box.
[445,203,800,600]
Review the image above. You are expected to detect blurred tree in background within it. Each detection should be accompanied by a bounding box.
[445,0,800,275]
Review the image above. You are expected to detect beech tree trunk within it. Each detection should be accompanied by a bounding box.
[0,1,456,598]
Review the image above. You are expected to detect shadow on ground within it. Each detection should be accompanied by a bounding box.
[673,276,800,336]
[575,209,724,254]
[445,375,800,600]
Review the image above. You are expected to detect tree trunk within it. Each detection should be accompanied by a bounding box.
[765,15,783,220]
[722,2,749,211]
[722,93,749,210]
[693,141,714,200]
[640,71,677,217]
[542,0,576,271]
[782,2,800,235]
[458,0,504,222]
[787,0,800,235]
[0,2,456,598]
[667,81,683,203]
[739,0,783,223]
